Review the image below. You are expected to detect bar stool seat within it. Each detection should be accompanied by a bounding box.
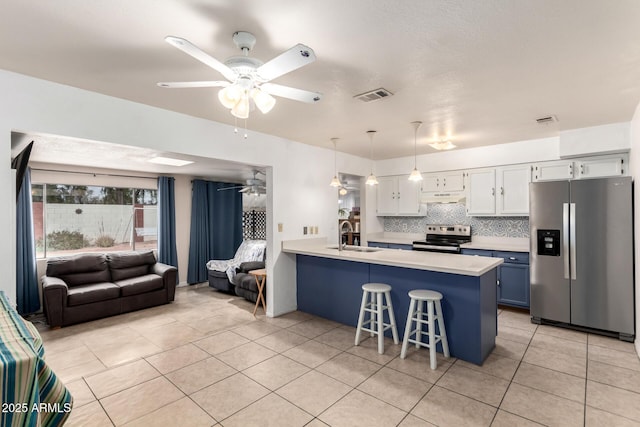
[401,289,450,369]
[354,283,399,354]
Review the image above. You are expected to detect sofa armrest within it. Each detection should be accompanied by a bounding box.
[42,276,69,328]
[152,263,178,301]
[238,261,265,274]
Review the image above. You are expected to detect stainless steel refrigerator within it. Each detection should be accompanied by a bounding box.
[529,177,634,341]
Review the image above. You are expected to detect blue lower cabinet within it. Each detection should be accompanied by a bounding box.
[498,262,530,308]
[368,241,389,248]
[296,254,497,365]
[462,249,530,309]
[386,243,412,250]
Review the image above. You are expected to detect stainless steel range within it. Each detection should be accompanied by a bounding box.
[412,225,471,253]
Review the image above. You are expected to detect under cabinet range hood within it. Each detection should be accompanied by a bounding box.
[420,192,466,204]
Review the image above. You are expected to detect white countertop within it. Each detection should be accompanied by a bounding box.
[460,236,530,252]
[282,238,503,277]
[367,232,530,252]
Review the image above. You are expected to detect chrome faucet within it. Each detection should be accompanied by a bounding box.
[339,220,354,252]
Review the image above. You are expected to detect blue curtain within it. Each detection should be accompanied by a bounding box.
[16,168,39,314]
[187,180,243,284]
[157,176,178,282]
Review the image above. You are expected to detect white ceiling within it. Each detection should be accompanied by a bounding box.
[2,0,640,163]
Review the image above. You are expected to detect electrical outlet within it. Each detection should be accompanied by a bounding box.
[278,223,283,232]
[303,226,308,235]
[314,226,319,234]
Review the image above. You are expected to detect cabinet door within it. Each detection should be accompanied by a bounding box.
[397,178,422,215]
[441,172,464,192]
[532,161,574,182]
[576,156,624,179]
[496,165,531,216]
[376,177,397,216]
[498,263,530,308]
[421,173,440,192]
[466,169,496,216]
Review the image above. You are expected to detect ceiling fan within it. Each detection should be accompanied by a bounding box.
[158,31,322,118]
[218,170,266,195]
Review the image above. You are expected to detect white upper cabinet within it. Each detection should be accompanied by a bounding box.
[466,165,531,216]
[496,165,531,215]
[466,168,496,215]
[532,155,627,182]
[376,175,424,216]
[576,156,625,179]
[421,171,464,193]
[532,160,575,182]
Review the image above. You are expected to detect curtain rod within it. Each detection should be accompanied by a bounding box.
[31,168,159,181]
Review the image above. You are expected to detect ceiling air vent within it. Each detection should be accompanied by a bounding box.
[354,88,393,102]
[536,115,558,124]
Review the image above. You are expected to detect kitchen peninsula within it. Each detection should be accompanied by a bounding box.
[283,239,503,365]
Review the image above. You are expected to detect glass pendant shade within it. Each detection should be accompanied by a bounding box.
[408,168,423,181]
[366,130,378,186]
[218,85,243,109]
[408,121,423,181]
[330,175,342,187]
[231,94,250,119]
[251,88,276,114]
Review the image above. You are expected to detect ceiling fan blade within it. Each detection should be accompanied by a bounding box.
[157,81,230,88]
[217,186,245,191]
[239,187,251,193]
[260,83,322,103]
[165,36,237,82]
[257,44,316,81]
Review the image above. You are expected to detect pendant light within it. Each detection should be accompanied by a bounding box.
[408,121,423,182]
[365,130,379,186]
[329,138,342,188]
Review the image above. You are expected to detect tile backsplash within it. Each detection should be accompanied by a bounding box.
[384,203,529,237]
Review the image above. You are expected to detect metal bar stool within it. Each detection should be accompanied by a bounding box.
[354,283,399,354]
[401,289,450,369]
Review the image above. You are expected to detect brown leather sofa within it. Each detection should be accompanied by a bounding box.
[42,251,177,328]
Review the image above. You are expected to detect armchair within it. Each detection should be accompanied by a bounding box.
[206,240,266,292]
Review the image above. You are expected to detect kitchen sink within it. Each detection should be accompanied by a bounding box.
[327,245,381,253]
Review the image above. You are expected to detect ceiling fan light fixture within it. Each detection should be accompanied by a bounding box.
[251,88,276,114]
[339,187,348,196]
[218,85,242,109]
[231,94,250,119]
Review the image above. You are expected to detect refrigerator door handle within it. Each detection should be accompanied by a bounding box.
[563,203,570,279]
[570,202,577,280]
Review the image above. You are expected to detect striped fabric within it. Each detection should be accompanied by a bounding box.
[0,291,73,427]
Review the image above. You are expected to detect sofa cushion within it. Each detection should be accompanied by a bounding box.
[47,254,111,287]
[238,261,265,274]
[235,273,259,293]
[67,282,120,306]
[115,274,164,297]
[107,251,156,281]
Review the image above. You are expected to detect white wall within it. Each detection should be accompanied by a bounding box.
[1,69,371,315]
[630,102,640,356]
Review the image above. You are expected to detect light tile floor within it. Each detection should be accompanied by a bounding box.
[37,285,640,426]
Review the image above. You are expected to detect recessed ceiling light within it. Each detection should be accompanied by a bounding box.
[148,156,194,166]
[429,140,456,151]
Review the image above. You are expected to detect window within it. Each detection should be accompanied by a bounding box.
[33,184,157,258]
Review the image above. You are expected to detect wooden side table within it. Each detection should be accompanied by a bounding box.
[249,268,267,316]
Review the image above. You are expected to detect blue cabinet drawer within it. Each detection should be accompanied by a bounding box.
[461,249,493,257]
[493,251,529,265]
